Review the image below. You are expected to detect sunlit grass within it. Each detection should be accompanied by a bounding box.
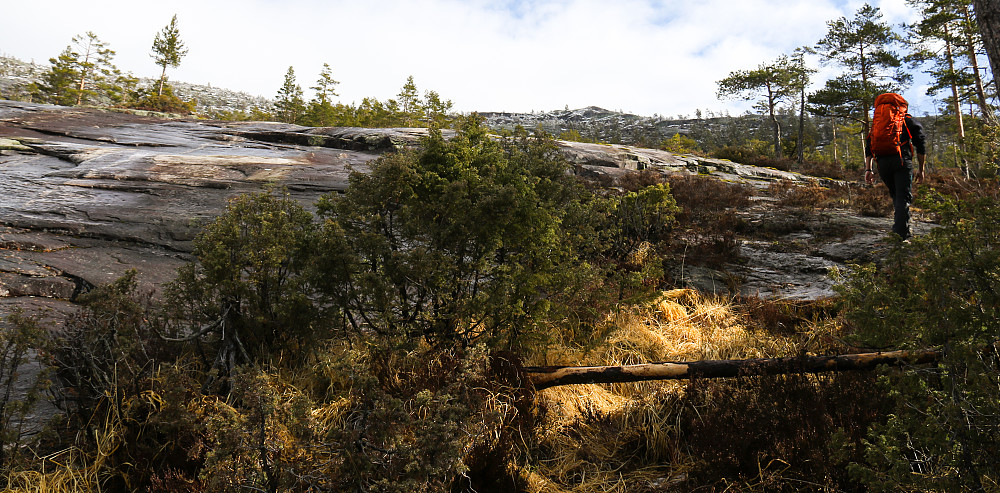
[521,290,833,492]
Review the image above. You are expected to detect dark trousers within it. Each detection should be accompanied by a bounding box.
[876,154,913,239]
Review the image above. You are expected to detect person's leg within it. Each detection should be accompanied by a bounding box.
[877,156,898,202]
[892,165,913,239]
[877,156,911,238]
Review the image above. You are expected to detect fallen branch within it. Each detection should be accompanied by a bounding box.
[524,349,941,390]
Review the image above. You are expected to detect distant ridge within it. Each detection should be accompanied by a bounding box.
[481,105,761,147]
[0,54,269,116]
[2,53,760,147]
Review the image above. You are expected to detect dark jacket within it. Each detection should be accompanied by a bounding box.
[865,115,927,163]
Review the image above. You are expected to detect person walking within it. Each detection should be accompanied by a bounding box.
[864,93,927,240]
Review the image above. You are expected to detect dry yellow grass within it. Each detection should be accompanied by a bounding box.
[2,398,127,493]
[522,289,806,493]
[536,289,797,367]
[3,466,100,493]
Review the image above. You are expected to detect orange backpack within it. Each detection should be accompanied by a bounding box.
[870,93,912,158]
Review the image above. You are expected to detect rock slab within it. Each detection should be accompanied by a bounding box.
[0,100,869,317]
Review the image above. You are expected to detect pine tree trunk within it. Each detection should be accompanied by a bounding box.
[963,4,992,114]
[76,74,86,106]
[158,64,167,96]
[859,45,871,134]
[771,111,782,159]
[797,88,805,164]
[75,43,92,107]
[973,0,1000,107]
[832,120,839,165]
[945,26,967,139]
[767,85,781,158]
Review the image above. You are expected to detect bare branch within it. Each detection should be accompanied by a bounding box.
[158,306,230,342]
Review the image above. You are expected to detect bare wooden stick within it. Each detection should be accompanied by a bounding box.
[524,349,942,390]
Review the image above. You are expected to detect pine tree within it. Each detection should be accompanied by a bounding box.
[107,71,140,107]
[810,4,910,132]
[957,1,992,115]
[909,0,997,138]
[791,47,816,164]
[151,14,188,96]
[35,33,118,106]
[310,63,339,105]
[303,63,339,126]
[274,66,305,124]
[423,90,452,127]
[35,47,79,106]
[396,75,423,124]
[717,55,807,158]
[70,32,117,106]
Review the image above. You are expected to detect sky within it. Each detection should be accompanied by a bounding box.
[0,0,937,117]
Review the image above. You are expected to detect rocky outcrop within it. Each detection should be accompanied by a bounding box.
[556,140,836,186]
[0,100,892,322]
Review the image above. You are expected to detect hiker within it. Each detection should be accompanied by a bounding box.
[864,92,927,240]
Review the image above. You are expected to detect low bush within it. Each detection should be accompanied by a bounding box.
[660,133,702,155]
[711,140,771,164]
[666,174,753,215]
[664,174,751,269]
[130,85,195,114]
[846,182,889,217]
[747,155,798,172]
[681,372,891,490]
[797,159,850,180]
[768,180,833,209]
[835,189,1000,490]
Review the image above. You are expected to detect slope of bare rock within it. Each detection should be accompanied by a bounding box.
[0,101,385,321]
[0,100,874,317]
[674,205,934,300]
[0,101,374,253]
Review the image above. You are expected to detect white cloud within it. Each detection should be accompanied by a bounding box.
[0,0,932,116]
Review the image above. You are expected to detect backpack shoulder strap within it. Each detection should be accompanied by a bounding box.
[903,115,914,155]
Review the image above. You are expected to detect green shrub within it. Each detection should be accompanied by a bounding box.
[183,343,529,492]
[313,118,591,350]
[163,190,318,373]
[558,129,594,143]
[835,190,1000,490]
[11,117,696,491]
[660,133,701,154]
[131,84,195,114]
[329,344,527,492]
[711,139,771,164]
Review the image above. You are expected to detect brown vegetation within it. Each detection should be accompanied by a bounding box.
[520,290,888,491]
